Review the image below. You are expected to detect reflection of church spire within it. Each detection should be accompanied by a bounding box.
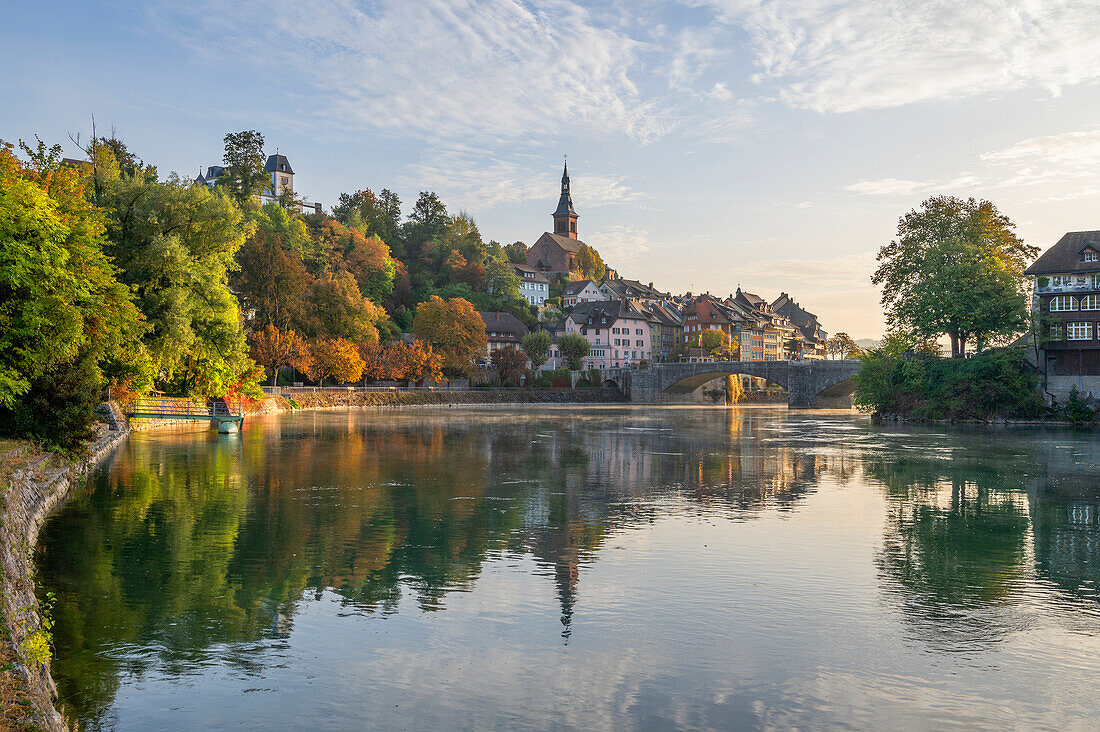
[555,558,579,642]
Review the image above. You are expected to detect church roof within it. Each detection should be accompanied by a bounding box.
[265,154,294,174]
[535,231,585,254]
[553,162,577,217]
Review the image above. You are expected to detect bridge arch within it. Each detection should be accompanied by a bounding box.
[625,360,861,408]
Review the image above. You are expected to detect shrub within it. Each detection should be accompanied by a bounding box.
[531,373,552,388]
[1063,386,1095,424]
[547,368,572,388]
[854,345,1044,420]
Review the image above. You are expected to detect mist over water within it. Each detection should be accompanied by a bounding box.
[37,406,1100,730]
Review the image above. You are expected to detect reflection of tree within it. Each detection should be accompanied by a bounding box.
[39,407,833,726]
[869,452,1030,648]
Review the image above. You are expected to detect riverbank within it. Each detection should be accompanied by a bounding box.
[0,415,128,731]
[255,388,626,413]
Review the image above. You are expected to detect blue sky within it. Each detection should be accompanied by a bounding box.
[5,0,1100,338]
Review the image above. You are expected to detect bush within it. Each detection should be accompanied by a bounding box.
[1063,386,1095,424]
[547,368,572,388]
[531,372,552,388]
[854,345,1044,420]
[0,350,104,451]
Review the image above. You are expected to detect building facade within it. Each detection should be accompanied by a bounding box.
[1025,230,1100,399]
[565,300,653,369]
[563,279,606,308]
[509,264,551,305]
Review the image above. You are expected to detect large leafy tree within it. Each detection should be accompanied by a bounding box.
[557,333,591,371]
[331,188,402,248]
[576,243,606,281]
[872,196,1038,358]
[0,139,146,446]
[98,172,260,397]
[521,331,552,371]
[410,296,487,376]
[220,130,267,205]
[307,337,365,386]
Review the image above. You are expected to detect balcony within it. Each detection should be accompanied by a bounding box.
[1035,277,1100,294]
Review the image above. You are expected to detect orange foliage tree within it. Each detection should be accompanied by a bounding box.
[410,296,487,377]
[308,337,365,386]
[250,325,309,386]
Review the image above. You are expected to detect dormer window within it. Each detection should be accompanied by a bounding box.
[1084,249,1098,262]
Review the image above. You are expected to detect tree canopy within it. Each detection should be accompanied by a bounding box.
[410,296,487,376]
[872,196,1037,358]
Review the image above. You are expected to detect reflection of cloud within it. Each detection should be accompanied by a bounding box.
[702,0,1100,113]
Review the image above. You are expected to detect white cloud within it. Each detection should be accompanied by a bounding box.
[155,0,673,144]
[699,0,1100,113]
[405,150,643,209]
[586,224,658,269]
[844,129,1100,198]
[981,129,1100,168]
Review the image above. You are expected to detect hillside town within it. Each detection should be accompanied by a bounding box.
[190,145,837,387]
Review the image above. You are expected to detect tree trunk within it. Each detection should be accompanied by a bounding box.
[270,366,279,387]
[957,335,967,358]
[949,332,960,358]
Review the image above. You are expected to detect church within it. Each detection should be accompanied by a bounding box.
[527,162,587,277]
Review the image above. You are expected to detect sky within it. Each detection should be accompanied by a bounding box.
[4,0,1100,339]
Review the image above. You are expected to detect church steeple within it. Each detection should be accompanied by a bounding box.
[553,159,578,239]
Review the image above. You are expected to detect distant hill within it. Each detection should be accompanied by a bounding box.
[855,339,880,350]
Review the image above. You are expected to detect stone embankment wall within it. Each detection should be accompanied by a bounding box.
[258,388,625,412]
[1,409,129,731]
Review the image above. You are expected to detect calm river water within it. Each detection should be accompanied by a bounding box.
[37,406,1100,730]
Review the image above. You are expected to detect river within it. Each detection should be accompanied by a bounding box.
[36,406,1100,730]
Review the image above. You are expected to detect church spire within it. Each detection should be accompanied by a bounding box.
[552,158,579,239]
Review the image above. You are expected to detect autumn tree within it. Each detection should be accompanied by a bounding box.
[250,326,308,386]
[410,296,487,376]
[308,337,365,386]
[872,196,1038,358]
[557,333,591,371]
[492,346,528,386]
[521,331,552,371]
[235,230,311,330]
[220,130,268,204]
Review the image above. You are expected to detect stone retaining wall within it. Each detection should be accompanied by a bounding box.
[0,422,129,731]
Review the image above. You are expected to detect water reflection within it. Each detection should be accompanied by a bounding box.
[36,408,1100,729]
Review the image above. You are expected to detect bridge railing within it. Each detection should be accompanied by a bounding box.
[125,398,243,418]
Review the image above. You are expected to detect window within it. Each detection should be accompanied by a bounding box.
[637,328,643,335]
[1068,322,1093,340]
[1050,295,1079,311]
[1085,250,1099,262]
[1053,275,1073,287]
[1084,295,1100,311]
[1050,324,1064,340]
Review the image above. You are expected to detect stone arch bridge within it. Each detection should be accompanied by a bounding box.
[614,360,861,408]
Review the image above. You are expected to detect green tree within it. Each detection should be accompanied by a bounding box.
[826,332,859,359]
[332,188,402,248]
[872,196,1038,358]
[698,329,726,355]
[504,241,528,264]
[521,331,552,371]
[576,242,606,281]
[220,130,267,204]
[557,333,590,371]
[98,173,260,398]
[0,139,146,446]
